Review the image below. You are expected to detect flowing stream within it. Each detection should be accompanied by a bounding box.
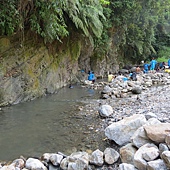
[0,85,103,161]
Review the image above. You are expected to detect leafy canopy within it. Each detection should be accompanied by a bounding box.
[0,0,170,63]
[0,0,106,43]
[108,0,170,62]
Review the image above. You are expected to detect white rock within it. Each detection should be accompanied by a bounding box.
[134,143,158,170]
[89,149,104,166]
[142,147,159,161]
[161,151,170,168]
[25,158,47,170]
[105,114,147,145]
[131,127,152,148]
[119,163,138,170]
[12,158,25,169]
[104,148,119,164]
[147,159,167,170]
[49,153,63,166]
[98,104,113,117]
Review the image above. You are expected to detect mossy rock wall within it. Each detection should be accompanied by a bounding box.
[0,30,121,106]
[0,32,84,105]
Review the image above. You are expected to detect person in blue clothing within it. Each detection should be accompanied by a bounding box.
[150,58,157,72]
[129,72,137,81]
[168,59,170,68]
[88,71,96,83]
[143,63,149,73]
[91,71,96,83]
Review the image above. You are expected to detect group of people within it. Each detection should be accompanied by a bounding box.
[85,58,170,85]
[143,58,170,73]
[143,58,157,73]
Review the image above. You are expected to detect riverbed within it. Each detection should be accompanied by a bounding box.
[0,85,106,161]
[1,78,170,164]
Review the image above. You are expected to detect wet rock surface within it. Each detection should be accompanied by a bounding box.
[1,72,170,169]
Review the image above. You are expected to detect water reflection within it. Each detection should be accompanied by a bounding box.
[0,85,100,161]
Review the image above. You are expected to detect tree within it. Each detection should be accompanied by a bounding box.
[1,0,170,64]
[108,0,170,63]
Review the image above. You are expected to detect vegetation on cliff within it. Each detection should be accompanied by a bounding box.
[1,0,170,63]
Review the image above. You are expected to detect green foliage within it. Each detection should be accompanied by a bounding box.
[0,0,106,44]
[69,40,81,61]
[1,0,170,65]
[0,0,20,35]
[63,0,106,39]
[157,56,169,63]
[100,0,110,5]
[107,0,170,63]
[29,0,68,43]
[157,46,170,59]
[93,6,112,58]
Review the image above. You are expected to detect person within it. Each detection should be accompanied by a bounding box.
[150,58,157,72]
[108,72,114,83]
[91,71,96,83]
[69,84,73,88]
[88,71,95,83]
[129,72,133,78]
[168,59,170,68]
[129,72,137,81]
[88,71,93,81]
[159,62,165,70]
[143,63,149,73]
[136,66,141,73]
[159,62,163,70]
[155,62,160,72]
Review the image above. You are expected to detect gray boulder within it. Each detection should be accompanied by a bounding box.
[105,114,146,145]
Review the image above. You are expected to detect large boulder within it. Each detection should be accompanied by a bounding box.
[144,123,170,143]
[105,114,147,145]
[134,143,158,170]
[131,118,161,148]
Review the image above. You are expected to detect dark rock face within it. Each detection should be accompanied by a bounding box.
[119,69,129,74]
[122,65,132,70]
[0,36,80,105]
[0,34,120,105]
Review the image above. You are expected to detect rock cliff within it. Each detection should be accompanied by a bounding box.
[0,31,119,105]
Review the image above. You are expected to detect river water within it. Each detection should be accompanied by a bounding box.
[0,85,103,161]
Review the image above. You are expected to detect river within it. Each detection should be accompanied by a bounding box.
[0,84,104,161]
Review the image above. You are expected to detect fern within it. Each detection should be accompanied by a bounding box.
[63,0,105,40]
[29,0,68,43]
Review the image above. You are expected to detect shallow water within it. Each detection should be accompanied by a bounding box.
[0,85,101,161]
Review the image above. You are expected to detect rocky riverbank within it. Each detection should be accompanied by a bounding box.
[1,72,170,170]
